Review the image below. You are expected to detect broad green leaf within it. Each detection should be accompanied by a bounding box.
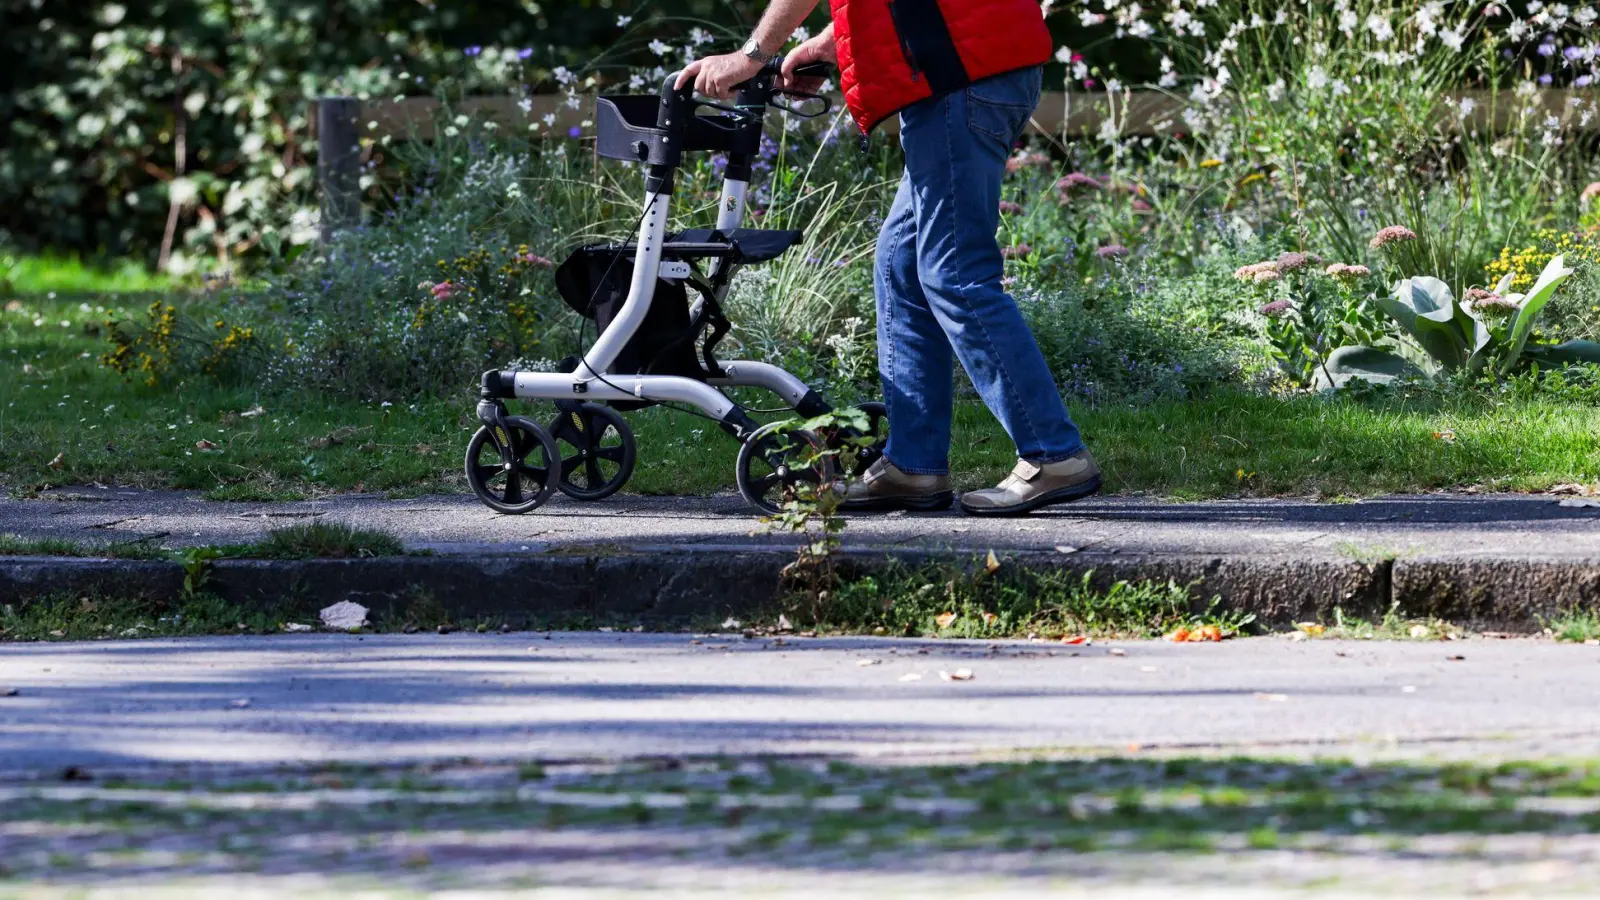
[1317,345,1425,389]
[1522,340,1600,366]
[1375,276,1468,370]
[1500,255,1575,375]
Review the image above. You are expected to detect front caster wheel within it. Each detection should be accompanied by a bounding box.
[465,416,560,514]
[736,423,835,515]
[549,402,636,501]
[844,401,888,477]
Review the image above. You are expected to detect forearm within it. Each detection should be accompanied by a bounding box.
[750,0,824,55]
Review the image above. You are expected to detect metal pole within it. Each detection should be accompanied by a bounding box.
[317,97,362,244]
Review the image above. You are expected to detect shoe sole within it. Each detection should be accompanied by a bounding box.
[959,476,1103,517]
[840,491,955,513]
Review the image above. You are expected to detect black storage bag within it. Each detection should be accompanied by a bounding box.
[554,248,705,390]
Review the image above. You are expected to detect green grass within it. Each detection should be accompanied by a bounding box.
[1543,607,1600,642]
[8,755,1600,892]
[5,293,1600,500]
[777,561,1253,640]
[0,522,403,562]
[1,253,173,295]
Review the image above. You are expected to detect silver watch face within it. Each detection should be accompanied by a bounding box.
[743,40,767,60]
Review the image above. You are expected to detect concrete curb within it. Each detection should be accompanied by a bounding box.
[3,545,1595,630]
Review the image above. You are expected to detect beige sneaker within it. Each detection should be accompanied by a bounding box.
[959,451,1102,516]
[840,458,954,512]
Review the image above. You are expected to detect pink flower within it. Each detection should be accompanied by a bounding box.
[1583,182,1600,208]
[1276,251,1309,272]
[431,281,455,300]
[1057,172,1105,192]
[1325,263,1372,280]
[1131,198,1153,211]
[520,253,554,268]
[1005,152,1051,173]
[998,200,1025,216]
[1002,244,1033,260]
[1259,299,1293,318]
[1253,269,1282,283]
[1232,262,1280,282]
[1096,244,1131,260]
[1466,287,1519,316]
[1369,225,1419,249]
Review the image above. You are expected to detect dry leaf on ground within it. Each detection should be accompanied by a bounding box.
[940,668,975,682]
[195,440,219,451]
[985,549,1001,574]
[1432,429,1457,443]
[1060,635,1090,645]
[1109,648,1127,657]
[1549,483,1599,496]
[935,612,958,629]
[1166,624,1224,642]
[980,611,997,626]
[1296,622,1326,636]
[46,453,64,470]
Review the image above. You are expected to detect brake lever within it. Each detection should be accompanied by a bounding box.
[694,98,763,125]
[771,90,832,119]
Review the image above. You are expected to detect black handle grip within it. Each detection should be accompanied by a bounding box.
[658,73,697,130]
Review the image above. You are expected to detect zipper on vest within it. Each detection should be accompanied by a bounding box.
[886,0,922,82]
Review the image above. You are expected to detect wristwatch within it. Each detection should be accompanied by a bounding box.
[741,38,777,65]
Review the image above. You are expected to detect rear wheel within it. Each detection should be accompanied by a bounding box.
[465,417,560,515]
[736,423,835,515]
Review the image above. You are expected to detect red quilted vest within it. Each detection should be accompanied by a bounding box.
[829,0,1054,135]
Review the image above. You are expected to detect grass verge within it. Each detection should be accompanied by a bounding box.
[0,522,404,562]
[7,293,1600,501]
[6,756,1600,893]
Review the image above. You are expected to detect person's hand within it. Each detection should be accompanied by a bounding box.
[675,52,766,100]
[779,27,836,94]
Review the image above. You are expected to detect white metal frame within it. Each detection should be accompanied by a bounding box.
[509,173,812,422]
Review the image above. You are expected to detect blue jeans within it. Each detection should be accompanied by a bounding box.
[875,66,1084,476]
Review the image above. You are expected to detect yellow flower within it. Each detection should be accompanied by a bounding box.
[1199,158,1224,169]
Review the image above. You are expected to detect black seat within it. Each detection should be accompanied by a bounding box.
[669,228,804,264]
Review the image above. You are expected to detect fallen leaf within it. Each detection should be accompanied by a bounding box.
[195,439,219,451]
[1548,483,1598,496]
[1296,622,1326,636]
[47,453,64,470]
[857,658,881,667]
[1054,545,1079,554]
[1254,692,1289,702]
[935,612,958,629]
[898,673,923,682]
[980,611,997,626]
[940,668,975,682]
[1432,429,1457,443]
[49,629,65,637]
[1166,627,1190,642]
[1559,498,1600,508]
[985,549,1001,574]
[1060,635,1089,645]
[282,622,313,633]
[1109,648,1127,657]
[1287,631,1307,642]
[1446,654,1465,661]
[1409,624,1432,639]
[319,600,369,630]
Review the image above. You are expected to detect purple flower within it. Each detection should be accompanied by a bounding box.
[1538,42,1557,57]
[1538,74,1554,85]
[518,48,533,60]
[568,126,583,138]
[464,46,483,57]
[1579,76,1594,87]
[1095,244,1131,260]
[1369,225,1418,249]
[1565,46,1586,61]
[1259,299,1292,318]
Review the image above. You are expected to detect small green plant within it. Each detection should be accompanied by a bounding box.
[1542,608,1600,643]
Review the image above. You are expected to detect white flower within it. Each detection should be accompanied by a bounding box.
[648,39,670,57]
[1365,13,1393,40]
[1056,46,1074,64]
[1440,27,1465,51]
[1458,97,1477,117]
[1079,10,1106,25]
[616,15,632,27]
[517,97,532,113]
[542,113,556,126]
[1266,78,1286,101]
[1339,9,1358,33]
[1308,66,1330,91]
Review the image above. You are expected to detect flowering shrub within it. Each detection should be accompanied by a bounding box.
[1231,249,1387,387]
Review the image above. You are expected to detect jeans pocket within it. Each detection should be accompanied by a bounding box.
[966,80,1035,146]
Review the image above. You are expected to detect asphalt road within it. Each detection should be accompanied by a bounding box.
[4,633,1600,776]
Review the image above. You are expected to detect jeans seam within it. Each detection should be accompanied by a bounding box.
[942,92,1046,456]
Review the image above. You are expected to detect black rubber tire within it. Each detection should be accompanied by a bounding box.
[848,401,889,477]
[549,403,637,501]
[464,416,560,515]
[736,425,834,515]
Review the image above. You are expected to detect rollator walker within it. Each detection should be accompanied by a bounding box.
[466,59,887,515]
